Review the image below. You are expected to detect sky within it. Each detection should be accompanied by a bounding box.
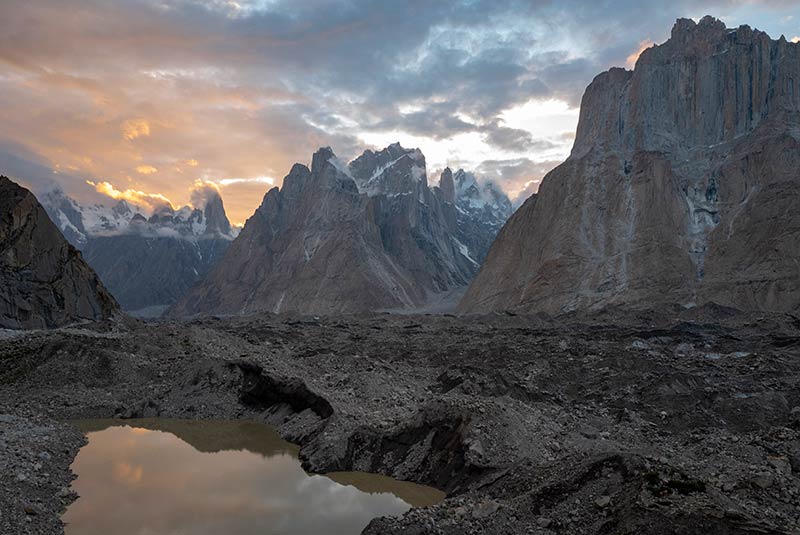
[1,1,799,225]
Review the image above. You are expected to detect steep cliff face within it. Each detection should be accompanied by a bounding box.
[460,16,800,314]
[170,145,510,316]
[0,176,118,329]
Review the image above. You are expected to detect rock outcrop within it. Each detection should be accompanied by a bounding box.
[0,176,118,329]
[170,144,511,316]
[460,16,800,314]
[42,188,237,314]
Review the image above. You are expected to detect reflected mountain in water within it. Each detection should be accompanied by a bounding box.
[73,418,300,458]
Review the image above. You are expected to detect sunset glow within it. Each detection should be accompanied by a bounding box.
[1,1,797,222]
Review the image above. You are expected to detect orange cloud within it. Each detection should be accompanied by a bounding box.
[86,180,174,212]
[121,119,150,141]
[184,159,199,167]
[112,461,143,485]
[192,179,221,194]
[626,39,654,68]
[136,165,158,175]
[188,179,225,209]
[792,36,800,43]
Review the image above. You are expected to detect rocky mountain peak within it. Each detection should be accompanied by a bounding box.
[348,142,427,196]
[303,147,360,195]
[311,146,336,174]
[42,187,237,243]
[438,168,455,203]
[111,200,133,217]
[203,191,232,237]
[670,16,727,43]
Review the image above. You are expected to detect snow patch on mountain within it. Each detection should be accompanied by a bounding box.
[328,156,355,180]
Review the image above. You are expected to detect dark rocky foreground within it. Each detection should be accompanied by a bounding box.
[1,309,799,534]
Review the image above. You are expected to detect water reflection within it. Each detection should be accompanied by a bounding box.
[63,419,445,535]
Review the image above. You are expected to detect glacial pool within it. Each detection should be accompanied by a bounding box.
[62,419,445,535]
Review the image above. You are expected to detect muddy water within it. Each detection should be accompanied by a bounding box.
[62,419,445,535]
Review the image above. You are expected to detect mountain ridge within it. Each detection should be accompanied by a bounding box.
[41,186,238,313]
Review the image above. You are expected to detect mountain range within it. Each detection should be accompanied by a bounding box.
[41,187,237,315]
[170,143,512,316]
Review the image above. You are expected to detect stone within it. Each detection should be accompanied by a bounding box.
[594,495,612,508]
[789,452,800,474]
[471,500,501,519]
[21,503,38,515]
[460,17,800,315]
[791,407,800,426]
[751,473,774,489]
[536,517,552,528]
[768,456,792,475]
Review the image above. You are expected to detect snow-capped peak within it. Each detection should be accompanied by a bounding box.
[347,143,427,196]
[446,169,513,231]
[41,188,238,249]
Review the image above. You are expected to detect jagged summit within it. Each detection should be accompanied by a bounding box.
[349,143,427,196]
[0,176,118,328]
[438,167,456,203]
[203,190,233,237]
[41,187,237,243]
[461,16,800,314]
[670,15,726,40]
[311,146,336,174]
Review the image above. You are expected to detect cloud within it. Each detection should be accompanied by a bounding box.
[136,165,158,175]
[86,180,174,212]
[122,119,151,141]
[217,177,275,186]
[483,120,547,153]
[626,39,656,68]
[189,179,222,209]
[475,158,563,206]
